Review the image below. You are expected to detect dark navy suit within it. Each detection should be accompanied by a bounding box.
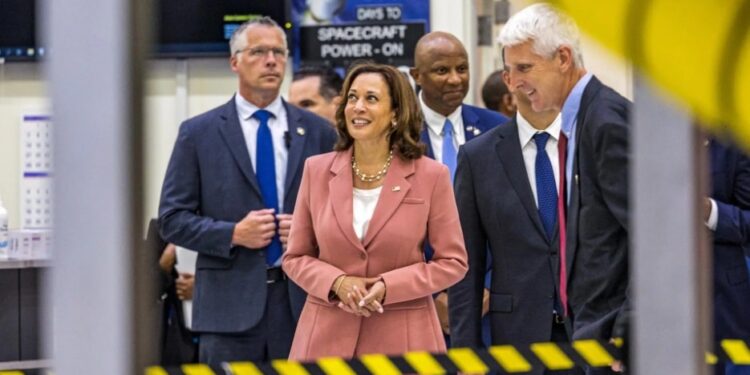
[710,140,750,375]
[449,119,582,375]
[158,97,336,364]
[420,103,507,348]
[567,77,631,344]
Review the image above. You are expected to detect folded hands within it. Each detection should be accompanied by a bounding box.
[331,275,386,317]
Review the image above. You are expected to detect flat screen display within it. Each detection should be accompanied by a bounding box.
[0,0,289,61]
[0,0,43,61]
[155,0,290,58]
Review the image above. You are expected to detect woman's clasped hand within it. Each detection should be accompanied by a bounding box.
[331,275,386,317]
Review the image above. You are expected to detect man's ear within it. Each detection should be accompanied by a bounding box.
[409,67,420,84]
[230,55,239,73]
[557,45,574,72]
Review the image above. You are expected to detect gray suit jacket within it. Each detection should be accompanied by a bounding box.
[158,97,337,333]
[449,120,566,360]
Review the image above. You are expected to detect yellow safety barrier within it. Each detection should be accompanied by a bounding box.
[138,339,750,375]
[551,0,750,150]
[2,340,747,374]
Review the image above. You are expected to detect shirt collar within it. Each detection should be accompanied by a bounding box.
[560,72,592,136]
[517,110,563,147]
[420,91,463,134]
[235,93,284,122]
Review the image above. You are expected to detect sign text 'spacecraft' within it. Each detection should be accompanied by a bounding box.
[299,22,425,66]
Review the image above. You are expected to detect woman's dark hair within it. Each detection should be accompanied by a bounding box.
[334,62,424,159]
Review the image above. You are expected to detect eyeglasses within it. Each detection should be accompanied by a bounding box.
[236,46,288,59]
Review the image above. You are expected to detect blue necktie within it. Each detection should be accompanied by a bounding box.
[534,133,557,238]
[253,109,282,266]
[442,119,457,182]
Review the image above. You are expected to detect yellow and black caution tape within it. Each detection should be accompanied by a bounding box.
[1,339,746,374]
[140,339,750,375]
[550,0,750,151]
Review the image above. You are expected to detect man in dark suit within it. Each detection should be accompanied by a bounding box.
[449,77,584,375]
[158,17,337,366]
[409,31,507,343]
[706,139,750,375]
[499,4,631,373]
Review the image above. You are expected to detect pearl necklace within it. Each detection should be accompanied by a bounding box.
[352,150,394,183]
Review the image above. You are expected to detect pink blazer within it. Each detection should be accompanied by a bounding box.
[282,148,468,361]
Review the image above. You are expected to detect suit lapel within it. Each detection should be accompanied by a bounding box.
[420,125,434,159]
[328,149,367,253]
[217,97,262,197]
[362,154,413,247]
[462,104,480,142]
[565,77,601,279]
[495,120,549,240]
[284,102,308,203]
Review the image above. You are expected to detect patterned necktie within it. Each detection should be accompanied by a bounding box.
[534,132,557,238]
[557,133,569,315]
[253,109,281,266]
[442,119,457,182]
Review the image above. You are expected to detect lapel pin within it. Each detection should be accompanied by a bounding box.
[392,186,401,192]
[296,127,305,136]
[473,128,481,136]
[575,174,579,184]
[466,125,474,132]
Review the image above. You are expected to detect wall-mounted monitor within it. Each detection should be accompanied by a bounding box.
[0,0,43,62]
[155,0,290,58]
[0,0,289,62]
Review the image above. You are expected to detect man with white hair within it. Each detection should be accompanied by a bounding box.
[498,4,631,373]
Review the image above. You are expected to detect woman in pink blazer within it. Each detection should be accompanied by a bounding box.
[282,62,468,360]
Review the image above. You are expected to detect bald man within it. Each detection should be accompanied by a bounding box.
[410,31,508,346]
[410,31,508,173]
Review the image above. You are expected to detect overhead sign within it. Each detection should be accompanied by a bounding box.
[299,22,425,66]
[290,0,430,69]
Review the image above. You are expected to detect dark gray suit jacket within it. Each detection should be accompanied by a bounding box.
[158,97,337,333]
[567,76,631,341]
[449,120,564,359]
[709,140,750,341]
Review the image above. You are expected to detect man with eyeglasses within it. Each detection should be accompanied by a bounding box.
[159,17,336,366]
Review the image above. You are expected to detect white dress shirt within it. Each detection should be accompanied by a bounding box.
[420,92,465,162]
[517,111,563,207]
[353,186,382,241]
[235,94,289,212]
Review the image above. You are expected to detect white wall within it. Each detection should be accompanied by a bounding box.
[0,62,49,229]
[472,0,633,105]
[0,1,633,231]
